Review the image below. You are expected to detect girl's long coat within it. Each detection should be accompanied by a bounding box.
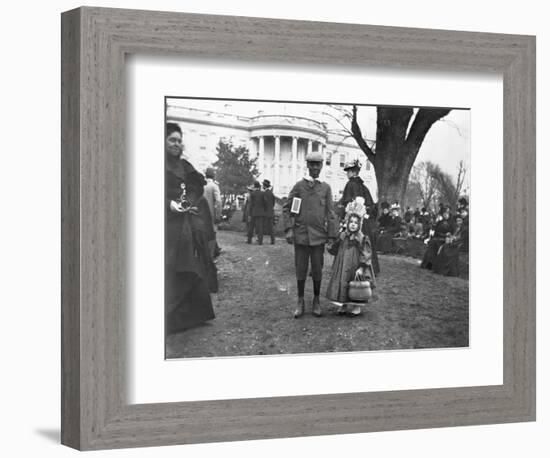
[326,231,375,303]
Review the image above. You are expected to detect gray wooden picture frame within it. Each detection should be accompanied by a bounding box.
[61,6,536,451]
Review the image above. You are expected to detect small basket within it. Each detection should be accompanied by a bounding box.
[347,272,372,302]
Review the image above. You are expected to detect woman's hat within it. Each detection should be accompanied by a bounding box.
[343,158,362,171]
[262,179,271,188]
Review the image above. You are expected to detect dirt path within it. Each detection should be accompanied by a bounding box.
[166,230,469,358]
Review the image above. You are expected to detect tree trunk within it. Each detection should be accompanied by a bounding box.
[375,146,416,206]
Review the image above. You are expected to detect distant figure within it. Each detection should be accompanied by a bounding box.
[421,206,456,270]
[458,206,469,252]
[433,217,466,277]
[376,202,403,253]
[242,186,253,234]
[457,197,469,213]
[418,207,432,237]
[283,150,338,318]
[404,206,413,224]
[203,167,222,258]
[247,181,267,245]
[262,179,276,244]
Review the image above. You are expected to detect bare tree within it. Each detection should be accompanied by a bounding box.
[408,161,438,210]
[429,161,468,212]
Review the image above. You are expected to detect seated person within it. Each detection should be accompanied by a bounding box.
[377,203,402,253]
[433,227,463,277]
[420,206,455,270]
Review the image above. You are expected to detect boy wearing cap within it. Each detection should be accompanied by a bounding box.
[283,150,338,318]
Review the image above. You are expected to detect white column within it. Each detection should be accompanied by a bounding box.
[258,136,265,178]
[291,136,298,183]
[248,138,256,159]
[274,135,280,193]
[307,139,312,157]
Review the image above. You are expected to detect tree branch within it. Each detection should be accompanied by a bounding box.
[404,108,452,150]
[316,107,354,136]
[351,105,376,163]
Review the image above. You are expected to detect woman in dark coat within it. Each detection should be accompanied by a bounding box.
[432,216,465,276]
[339,159,380,274]
[165,123,217,335]
[420,207,456,270]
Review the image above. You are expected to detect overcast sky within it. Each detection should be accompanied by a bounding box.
[168,98,470,188]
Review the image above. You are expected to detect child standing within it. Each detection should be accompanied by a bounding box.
[326,200,376,316]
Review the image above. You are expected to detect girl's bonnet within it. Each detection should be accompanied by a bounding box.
[344,197,367,223]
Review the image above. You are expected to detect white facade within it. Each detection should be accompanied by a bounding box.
[167,104,377,200]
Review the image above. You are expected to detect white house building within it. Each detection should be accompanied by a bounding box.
[166,102,377,200]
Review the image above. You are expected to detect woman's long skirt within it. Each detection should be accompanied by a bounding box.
[165,271,215,335]
[432,243,461,277]
[420,238,444,270]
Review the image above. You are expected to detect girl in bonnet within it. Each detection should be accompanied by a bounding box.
[326,197,376,316]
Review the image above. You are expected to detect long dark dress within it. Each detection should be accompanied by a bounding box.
[432,242,461,276]
[339,176,380,274]
[420,217,456,270]
[165,157,217,335]
[433,224,466,276]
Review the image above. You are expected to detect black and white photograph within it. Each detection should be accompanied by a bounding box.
[164,98,470,359]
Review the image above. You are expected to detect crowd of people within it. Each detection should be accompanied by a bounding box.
[377,201,469,246]
[419,199,469,276]
[165,121,469,333]
[374,198,469,277]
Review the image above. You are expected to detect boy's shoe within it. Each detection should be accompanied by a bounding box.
[294,297,305,318]
[312,296,322,317]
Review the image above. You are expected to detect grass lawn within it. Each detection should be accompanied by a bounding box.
[166,230,469,358]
